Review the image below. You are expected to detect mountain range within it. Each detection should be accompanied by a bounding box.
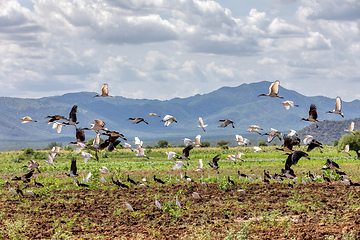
[0,81,359,151]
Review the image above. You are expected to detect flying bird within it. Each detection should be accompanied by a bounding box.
[193,135,202,147]
[258,80,284,99]
[246,125,263,135]
[326,96,344,117]
[19,116,37,123]
[263,128,282,143]
[280,101,299,110]
[344,122,355,133]
[165,151,177,160]
[303,135,323,153]
[149,113,161,117]
[253,146,263,152]
[127,117,149,125]
[340,145,351,156]
[208,154,220,169]
[24,159,41,173]
[234,135,250,146]
[284,151,310,170]
[81,152,93,163]
[177,145,194,163]
[197,117,208,132]
[46,115,68,123]
[99,165,109,174]
[100,130,127,152]
[172,161,185,170]
[181,138,193,147]
[86,119,107,133]
[94,83,112,97]
[300,104,319,128]
[51,121,64,133]
[62,105,79,126]
[161,115,177,126]
[218,119,235,128]
[135,146,149,159]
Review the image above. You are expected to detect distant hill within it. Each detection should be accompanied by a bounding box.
[1,81,359,150]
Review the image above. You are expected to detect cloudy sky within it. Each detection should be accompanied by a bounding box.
[1,0,359,101]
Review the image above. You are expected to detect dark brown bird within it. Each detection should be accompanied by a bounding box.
[127,175,138,185]
[307,139,323,153]
[177,145,194,163]
[46,115,69,123]
[63,105,79,125]
[285,151,310,170]
[322,159,340,171]
[100,130,127,152]
[153,175,165,184]
[300,104,319,128]
[209,154,221,169]
[228,176,235,185]
[275,135,299,152]
[218,119,235,128]
[11,170,34,183]
[34,178,44,188]
[127,117,149,125]
[65,159,78,177]
[75,180,89,188]
[111,177,129,188]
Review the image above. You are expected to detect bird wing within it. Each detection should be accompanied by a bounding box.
[84,172,92,183]
[270,80,280,94]
[350,122,355,131]
[309,104,318,120]
[102,84,109,95]
[68,105,78,123]
[198,159,203,168]
[199,117,204,127]
[335,96,342,111]
[344,144,350,152]
[70,160,77,176]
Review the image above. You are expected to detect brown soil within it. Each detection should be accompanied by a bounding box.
[1,181,360,239]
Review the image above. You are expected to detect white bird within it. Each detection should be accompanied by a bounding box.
[253,146,263,152]
[247,125,263,135]
[194,135,201,147]
[197,117,207,132]
[124,143,133,150]
[99,165,109,174]
[51,121,63,133]
[135,147,149,159]
[125,202,134,212]
[71,142,86,153]
[94,83,113,97]
[92,133,101,149]
[149,113,161,117]
[81,152,93,163]
[50,146,61,158]
[44,155,56,167]
[280,100,299,110]
[166,151,177,160]
[195,159,203,171]
[19,116,37,123]
[345,122,355,133]
[264,128,282,143]
[326,96,344,117]
[26,159,40,172]
[100,176,106,183]
[234,135,250,146]
[258,80,284,98]
[134,137,143,148]
[83,172,92,184]
[287,129,297,137]
[5,182,16,194]
[181,138,193,147]
[303,135,314,145]
[176,196,181,209]
[155,195,162,210]
[340,145,351,156]
[161,115,177,127]
[172,161,184,170]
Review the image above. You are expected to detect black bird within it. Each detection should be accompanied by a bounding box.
[127,175,138,185]
[75,180,89,188]
[65,159,78,177]
[177,145,194,165]
[33,178,44,188]
[184,172,194,182]
[100,130,127,152]
[153,175,165,184]
[111,177,129,188]
[263,170,272,180]
[16,185,24,197]
[209,154,221,169]
[63,105,79,125]
[322,175,331,182]
[127,117,149,125]
[300,104,319,128]
[228,176,235,185]
[46,114,69,123]
[322,159,340,170]
[276,134,300,153]
[285,151,310,170]
[11,170,35,183]
[280,168,296,179]
[218,119,235,128]
[238,171,247,178]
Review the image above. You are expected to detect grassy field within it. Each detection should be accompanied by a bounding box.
[1,145,360,239]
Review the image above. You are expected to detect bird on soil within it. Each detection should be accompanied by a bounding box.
[155,195,162,210]
[94,83,113,97]
[284,151,310,170]
[65,159,78,177]
[326,96,344,117]
[344,122,355,133]
[176,196,181,209]
[197,117,208,132]
[300,104,319,128]
[161,115,177,126]
[75,180,89,188]
[228,176,235,185]
[258,80,284,99]
[127,175,138,185]
[195,159,203,171]
[280,100,299,110]
[125,202,134,212]
[19,116,37,123]
[127,117,149,125]
[33,177,44,188]
[153,175,165,184]
[111,177,129,188]
[218,119,235,128]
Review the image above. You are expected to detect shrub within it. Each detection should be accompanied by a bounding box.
[216,140,229,147]
[258,141,267,147]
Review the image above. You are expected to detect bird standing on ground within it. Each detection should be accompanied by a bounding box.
[258,80,284,99]
[301,104,319,128]
[197,117,207,132]
[218,119,235,128]
[326,96,344,117]
[94,83,112,97]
